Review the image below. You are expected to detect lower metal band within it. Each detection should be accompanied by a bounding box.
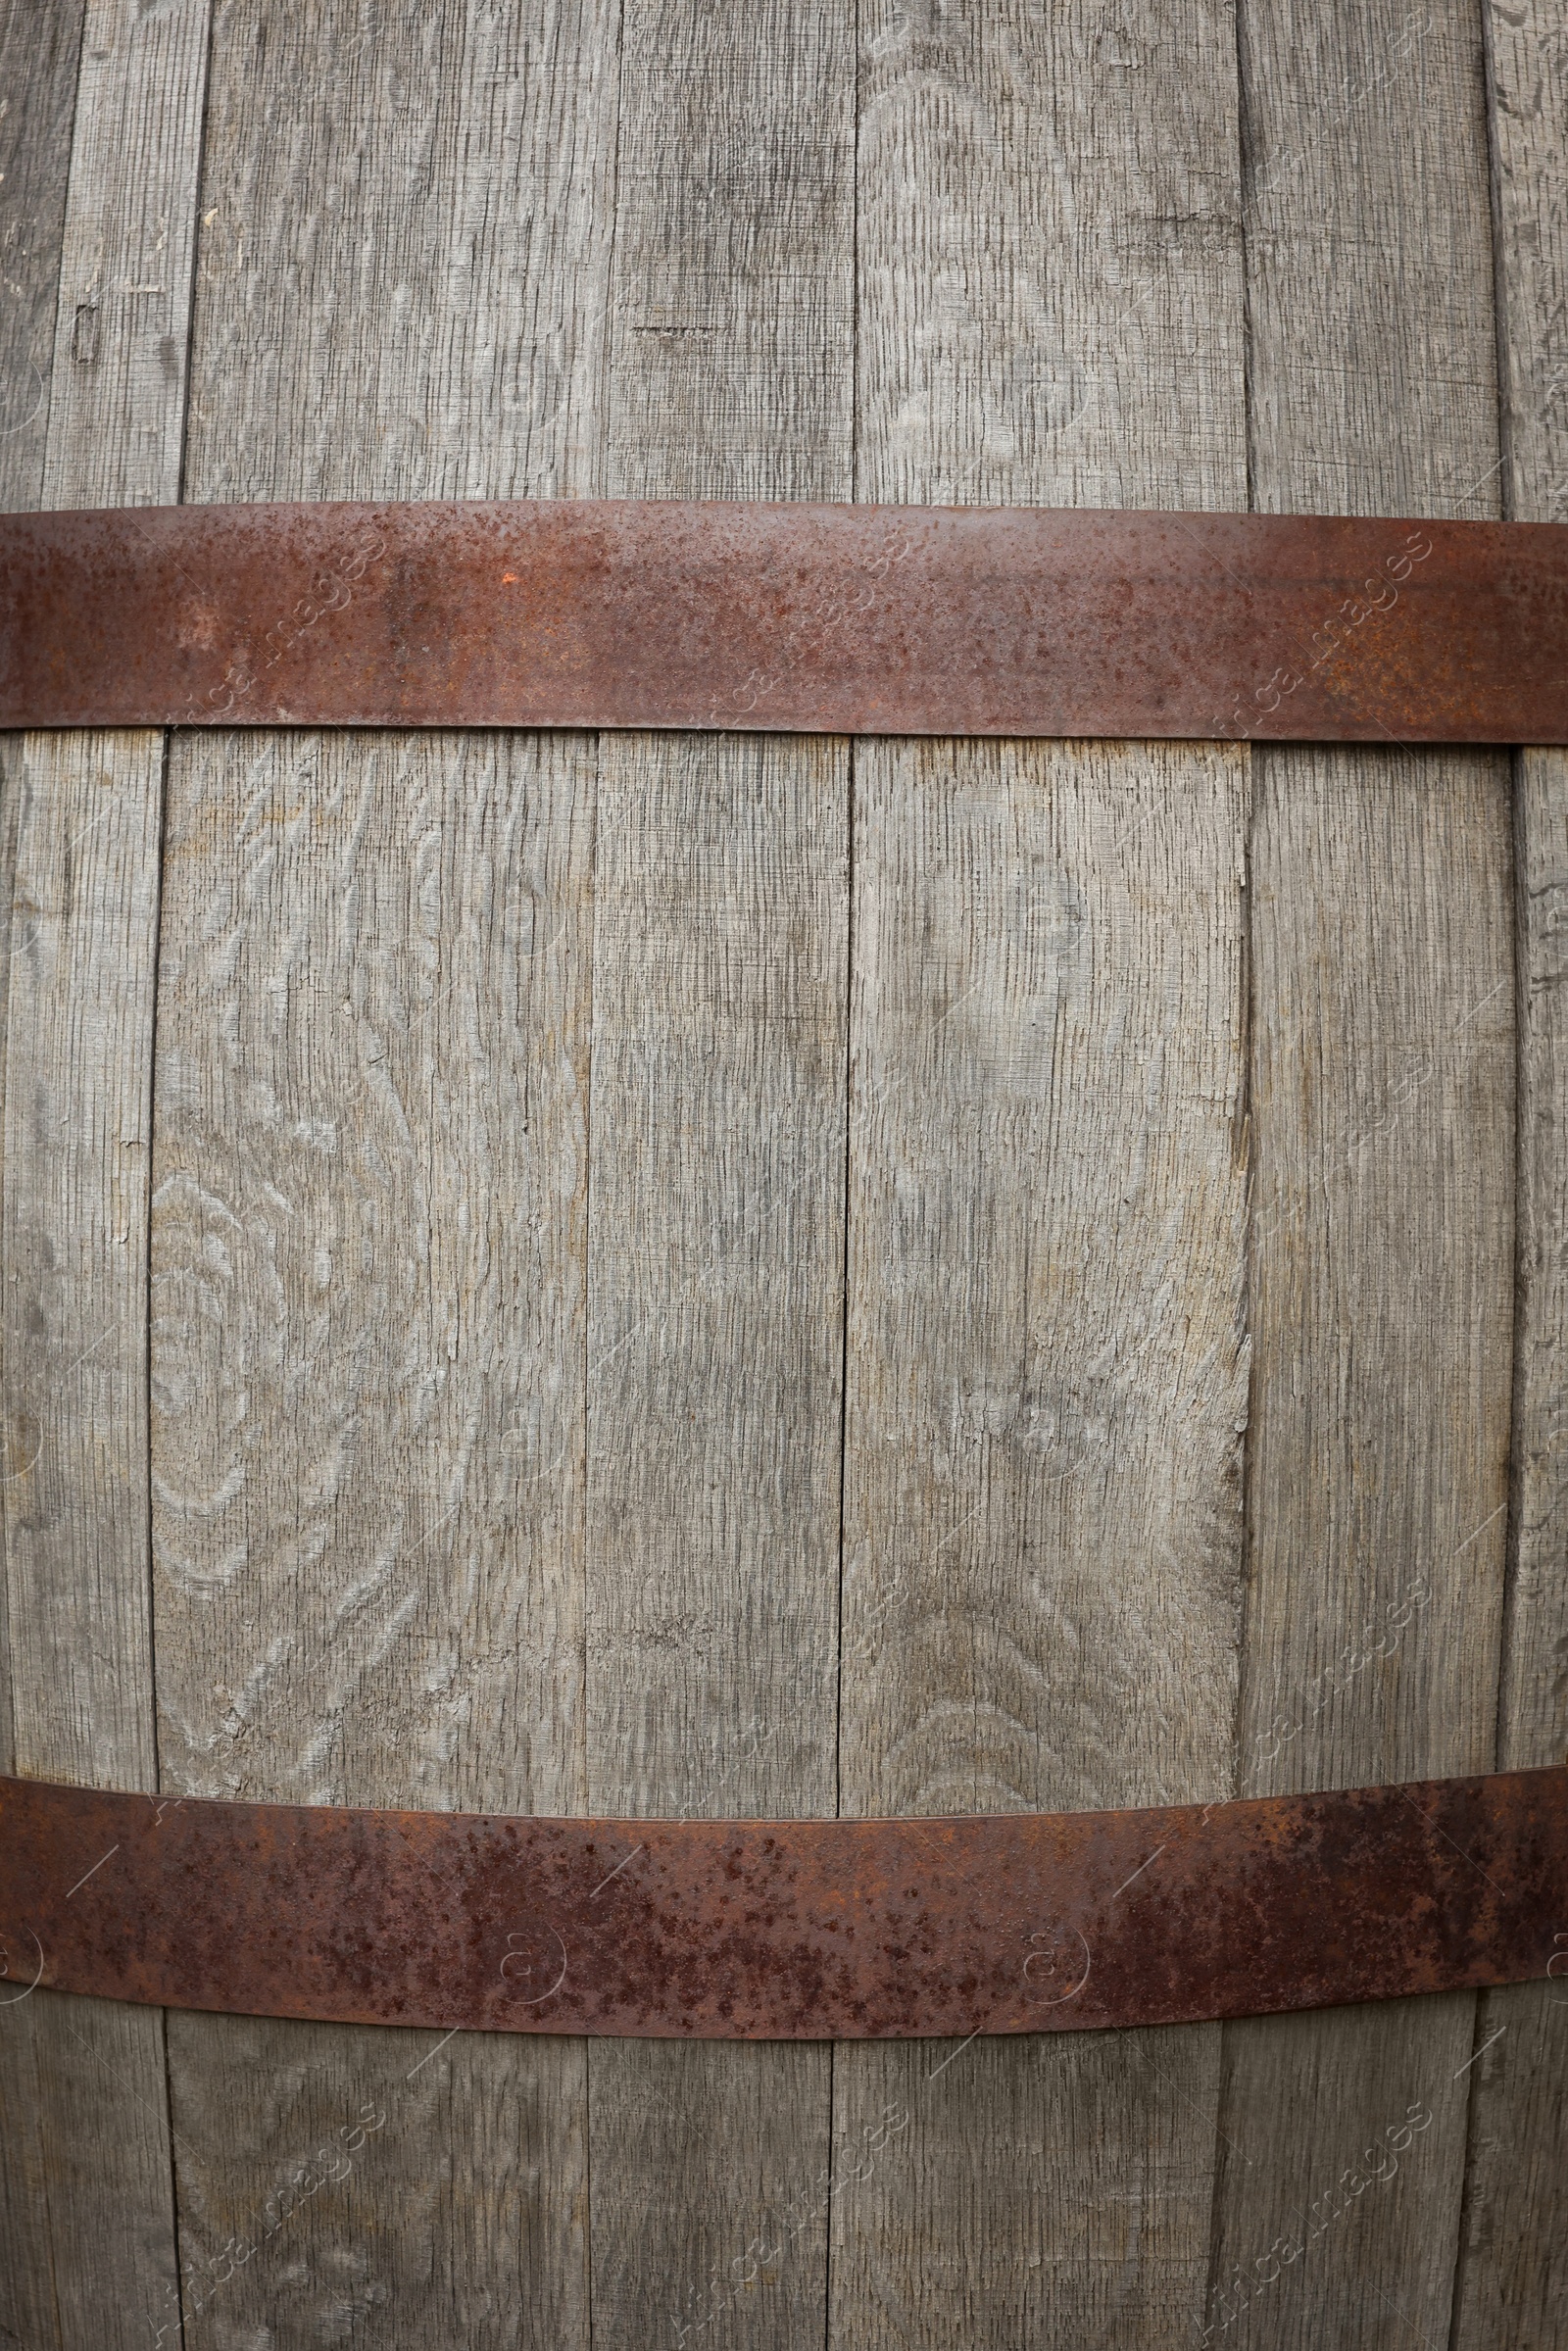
[1,1768,1563,2039]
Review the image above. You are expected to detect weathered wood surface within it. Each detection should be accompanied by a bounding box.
[1208,6,1515,2349]
[835,4,1251,2345]
[150,0,617,2339]
[1449,8,1568,2344]
[0,0,83,1781]
[0,0,82,514]
[1,1,1563,2345]
[587,9,853,2343]
[0,6,83,2318]
[1,4,208,2346]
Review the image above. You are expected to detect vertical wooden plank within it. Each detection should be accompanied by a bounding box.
[0,10,88,2320]
[2,734,182,2351]
[1,3,208,2344]
[4,718,169,1786]
[148,4,619,2342]
[584,731,849,2349]
[1449,9,1568,2343]
[0,0,85,514]
[0,0,86,1785]
[43,0,210,513]
[153,728,598,2346]
[584,4,854,2345]
[183,0,614,502]
[1209,6,1513,2346]
[838,5,1250,2345]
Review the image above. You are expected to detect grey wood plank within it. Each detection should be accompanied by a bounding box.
[585,5,854,2345]
[1208,6,1514,2346]
[151,4,620,2341]
[151,725,597,1821]
[583,733,849,2351]
[154,729,597,2348]
[182,0,616,504]
[3,736,168,1779]
[0,0,84,517]
[1447,9,1568,2343]
[836,6,1251,2343]
[0,16,86,2309]
[0,8,82,2319]
[43,0,209,514]
[1,4,209,2343]
[0,730,177,2351]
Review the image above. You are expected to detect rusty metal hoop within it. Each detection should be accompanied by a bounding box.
[3,1770,1564,2039]
[3,499,1566,742]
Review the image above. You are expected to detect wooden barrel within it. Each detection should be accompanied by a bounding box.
[1,2,1563,2345]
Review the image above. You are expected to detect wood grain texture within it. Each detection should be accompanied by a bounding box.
[3,725,166,1790]
[0,20,86,2307]
[855,0,1248,514]
[43,0,209,514]
[1493,33,1568,1716]
[182,0,616,505]
[0,733,179,2351]
[583,731,849,2347]
[154,739,597,2351]
[1447,9,1568,2344]
[603,0,854,504]
[835,5,1250,2343]
[0,0,84,515]
[585,7,854,2343]
[153,0,618,2340]
[0,0,85,1774]
[1,4,208,2344]
[1209,4,1514,2346]
[151,727,596,1813]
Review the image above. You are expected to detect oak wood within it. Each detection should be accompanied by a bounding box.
[0,0,84,515]
[0,0,85,1777]
[1207,5,1515,2346]
[150,0,619,2340]
[833,5,1252,2343]
[0,4,209,2344]
[584,5,855,2343]
[1447,9,1568,2344]
[0,8,85,2321]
